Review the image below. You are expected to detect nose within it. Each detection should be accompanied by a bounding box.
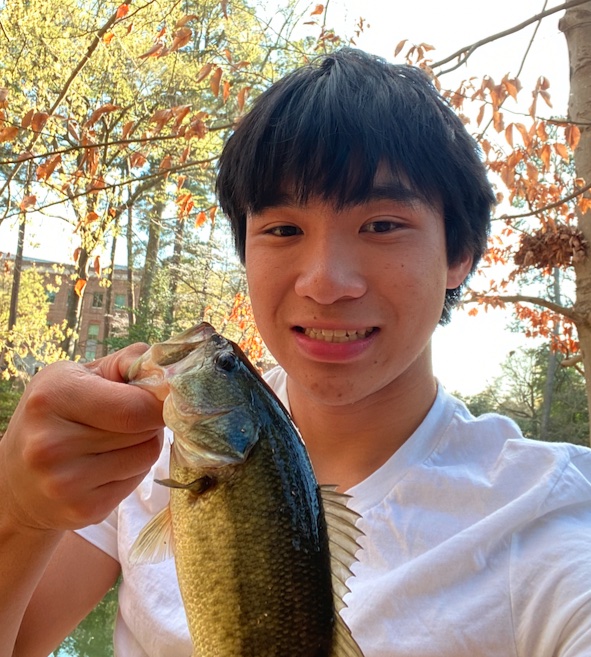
[294,236,367,304]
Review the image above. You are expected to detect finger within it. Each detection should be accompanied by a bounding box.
[25,361,164,435]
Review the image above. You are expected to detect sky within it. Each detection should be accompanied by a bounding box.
[0,0,572,395]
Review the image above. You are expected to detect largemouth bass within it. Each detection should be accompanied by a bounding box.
[127,322,364,657]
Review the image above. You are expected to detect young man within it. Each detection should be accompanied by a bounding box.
[2,48,591,656]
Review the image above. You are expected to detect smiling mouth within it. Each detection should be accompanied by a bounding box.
[296,327,377,343]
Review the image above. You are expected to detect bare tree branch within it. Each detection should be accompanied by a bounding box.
[471,293,581,323]
[433,0,590,73]
[496,181,591,221]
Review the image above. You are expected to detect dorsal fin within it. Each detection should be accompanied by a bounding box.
[320,486,365,657]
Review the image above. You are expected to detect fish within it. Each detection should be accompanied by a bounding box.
[127,322,364,657]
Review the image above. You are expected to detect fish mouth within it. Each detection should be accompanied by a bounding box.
[295,327,378,343]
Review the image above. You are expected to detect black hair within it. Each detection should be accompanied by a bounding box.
[216,48,495,323]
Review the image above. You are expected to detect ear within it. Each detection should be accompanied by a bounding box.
[446,253,473,290]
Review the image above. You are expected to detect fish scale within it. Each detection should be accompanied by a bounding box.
[128,322,364,657]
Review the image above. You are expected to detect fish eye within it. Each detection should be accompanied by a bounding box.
[215,351,239,373]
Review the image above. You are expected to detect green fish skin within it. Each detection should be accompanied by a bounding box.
[128,322,364,657]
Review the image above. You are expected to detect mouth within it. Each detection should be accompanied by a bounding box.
[295,327,377,343]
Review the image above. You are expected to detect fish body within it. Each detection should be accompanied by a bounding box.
[128,323,363,657]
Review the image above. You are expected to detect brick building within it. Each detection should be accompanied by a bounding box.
[19,257,135,362]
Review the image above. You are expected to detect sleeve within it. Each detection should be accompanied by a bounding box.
[511,461,591,657]
[74,507,120,562]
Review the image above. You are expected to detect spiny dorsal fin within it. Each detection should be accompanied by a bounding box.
[320,485,365,657]
[129,505,175,566]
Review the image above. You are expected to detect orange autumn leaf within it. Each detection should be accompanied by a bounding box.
[0,125,19,142]
[36,154,62,180]
[310,4,324,15]
[195,210,207,227]
[73,247,81,263]
[504,123,514,148]
[74,278,87,297]
[565,124,581,151]
[554,142,569,162]
[210,67,223,97]
[93,256,101,276]
[237,86,250,111]
[103,32,115,44]
[19,195,36,211]
[0,87,8,108]
[540,143,552,170]
[223,80,231,103]
[139,42,165,59]
[116,3,130,19]
[85,211,100,224]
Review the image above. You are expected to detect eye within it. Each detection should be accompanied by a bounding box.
[265,225,302,237]
[361,220,401,234]
[215,351,239,373]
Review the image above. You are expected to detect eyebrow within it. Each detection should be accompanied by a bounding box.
[361,182,429,206]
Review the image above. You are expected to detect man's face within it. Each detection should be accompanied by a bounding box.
[244,188,471,409]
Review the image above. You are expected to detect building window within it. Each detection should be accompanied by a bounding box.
[85,323,100,361]
[92,293,103,308]
[114,293,126,310]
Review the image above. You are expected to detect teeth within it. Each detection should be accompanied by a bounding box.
[303,328,374,343]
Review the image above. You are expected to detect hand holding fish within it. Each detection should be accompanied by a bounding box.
[0,343,165,534]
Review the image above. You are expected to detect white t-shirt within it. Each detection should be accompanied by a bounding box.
[77,367,591,656]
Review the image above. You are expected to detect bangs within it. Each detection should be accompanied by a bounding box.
[219,52,452,224]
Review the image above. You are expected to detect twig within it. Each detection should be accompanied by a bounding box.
[433,0,590,73]
[498,181,591,220]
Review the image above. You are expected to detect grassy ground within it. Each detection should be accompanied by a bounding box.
[0,378,23,437]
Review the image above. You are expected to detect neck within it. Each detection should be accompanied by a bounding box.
[287,351,437,491]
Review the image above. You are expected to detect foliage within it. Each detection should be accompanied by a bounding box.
[461,344,589,446]
[0,378,22,436]
[0,256,69,381]
[54,583,119,657]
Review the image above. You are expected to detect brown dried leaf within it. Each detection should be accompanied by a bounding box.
[158,154,172,172]
[93,256,101,276]
[394,39,407,58]
[86,103,120,128]
[222,80,231,103]
[310,4,324,15]
[31,112,49,132]
[21,109,34,129]
[176,14,198,27]
[129,151,147,168]
[139,42,165,59]
[196,62,213,83]
[0,88,8,108]
[169,27,192,52]
[85,211,100,224]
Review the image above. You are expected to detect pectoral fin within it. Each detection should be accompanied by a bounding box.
[129,505,174,565]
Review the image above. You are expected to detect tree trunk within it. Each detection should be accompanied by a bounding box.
[7,214,25,333]
[101,223,119,358]
[60,250,89,359]
[560,2,591,444]
[163,214,185,338]
[540,269,561,441]
[126,201,136,330]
